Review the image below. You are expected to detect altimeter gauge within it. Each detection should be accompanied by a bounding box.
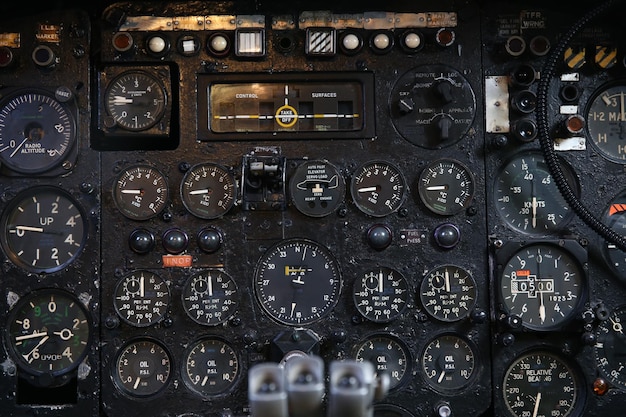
[7,289,91,380]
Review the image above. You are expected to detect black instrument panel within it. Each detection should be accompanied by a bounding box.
[0,1,625,416]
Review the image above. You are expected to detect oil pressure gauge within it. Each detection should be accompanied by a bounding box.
[350,161,407,217]
[183,338,240,397]
[421,333,477,393]
[114,338,172,398]
[355,334,411,390]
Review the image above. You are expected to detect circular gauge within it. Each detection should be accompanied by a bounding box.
[350,161,407,217]
[180,162,236,219]
[502,350,583,417]
[104,71,167,131]
[418,159,475,216]
[499,243,585,331]
[7,289,91,379]
[112,164,169,220]
[289,160,346,217]
[594,305,626,389]
[182,270,239,326]
[355,334,411,390]
[390,64,476,148]
[0,186,87,273]
[183,338,239,397]
[0,89,75,174]
[586,82,626,162]
[114,270,170,327]
[421,333,477,392]
[420,265,477,322]
[114,338,172,398]
[494,151,578,234]
[254,238,342,326]
[374,404,415,417]
[602,190,626,283]
[353,266,409,323]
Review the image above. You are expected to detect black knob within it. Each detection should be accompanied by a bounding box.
[162,228,188,254]
[433,223,460,249]
[367,224,393,250]
[197,227,223,253]
[128,228,155,254]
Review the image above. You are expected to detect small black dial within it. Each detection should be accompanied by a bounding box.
[350,161,407,217]
[595,305,626,390]
[182,270,239,326]
[114,270,170,327]
[0,186,87,273]
[502,351,582,417]
[355,334,411,390]
[420,265,477,322]
[390,64,476,148]
[180,162,236,219]
[7,289,91,379]
[353,266,409,323]
[114,339,172,398]
[254,238,341,325]
[289,160,346,217]
[586,83,626,162]
[602,191,626,283]
[0,89,75,174]
[105,71,167,131]
[183,338,239,397]
[112,164,169,220]
[499,243,585,331]
[421,334,477,392]
[494,152,577,234]
[418,159,474,216]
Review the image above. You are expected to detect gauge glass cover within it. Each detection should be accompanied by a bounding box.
[183,338,239,397]
[350,161,407,217]
[114,339,172,397]
[420,265,477,322]
[114,270,170,327]
[353,266,409,323]
[112,164,169,220]
[182,270,239,326]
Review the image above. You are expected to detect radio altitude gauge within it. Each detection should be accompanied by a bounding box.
[0,89,75,174]
[105,71,167,131]
[254,238,341,325]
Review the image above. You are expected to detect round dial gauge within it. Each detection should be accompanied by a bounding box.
[0,186,87,273]
[0,89,75,174]
[114,339,172,398]
[7,289,91,378]
[494,152,578,234]
[355,334,411,390]
[114,270,170,327]
[182,270,239,326]
[594,305,626,389]
[112,164,169,220]
[418,159,475,216]
[602,191,626,283]
[373,404,416,417]
[353,266,409,323]
[181,162,236,219]
[105,71,167,131]
[390,64,476,148]
[502,351,582,417]
[499,243,585,331]
[586,83,626,162]
[289,160,346,217]
[350,161,407,217]
[183,338,239,397]
[254,238,342,326]
[420,265,477,322]
[421,334,476,392]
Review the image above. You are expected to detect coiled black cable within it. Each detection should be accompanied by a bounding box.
[536,0,626,252]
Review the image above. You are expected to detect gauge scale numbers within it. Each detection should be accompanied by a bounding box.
[502,351,582,417]
[355,335,411,390]
[594,305,626,390]
[420,265,477,322]
[7,290,91,378]
[499,244,585,331]
[112,164,169,220]
[183,338,239,397]
[114,271,170,327]
[353,267,409,323]
[114,339,171,397]
[182,270,239,326]
[254,239,341,325]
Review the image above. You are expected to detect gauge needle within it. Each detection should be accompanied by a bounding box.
[539,290,546,324]
[134,377,142,390]
[189,189,210,195]
[15,330,48,342]
[208,274,213,297]
[532,196,538,228]
[121,189,142,194]
[445,269,451,293]
[611,318,624,334]
[9,137,28,158]
[426,185,448,191]
[53,328,74,341]
[438,370,446,383]
[23,335,50,363]
[290,302,297,317]
[532,392,542,417]
[140,275,145,298]
[113,96,134,105]
[378,270,384,293]
[358,186,378,193]
[15,225,45,233]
